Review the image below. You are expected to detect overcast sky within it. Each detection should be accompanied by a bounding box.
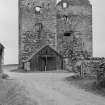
[0,0,105,64]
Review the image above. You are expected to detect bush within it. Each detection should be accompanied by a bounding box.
[76,65,81,72]
[2,73,9,79]
[98,77,105,88]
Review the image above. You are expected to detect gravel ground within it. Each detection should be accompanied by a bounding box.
[0,78,38,105]
[5,70,105,105]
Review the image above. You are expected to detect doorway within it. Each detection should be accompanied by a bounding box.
[39,56,56,71]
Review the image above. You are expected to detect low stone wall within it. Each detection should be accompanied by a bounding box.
[96,62,105,87]
[74,57,105,78]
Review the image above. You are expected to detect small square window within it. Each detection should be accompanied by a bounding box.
[63,15,68,21]
[64,33,70,36]
[64,31,73,36]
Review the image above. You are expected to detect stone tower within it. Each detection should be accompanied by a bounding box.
[56,0,92,57]
[19,0,92,69]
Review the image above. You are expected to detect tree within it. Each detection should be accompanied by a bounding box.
[0,43,4,73]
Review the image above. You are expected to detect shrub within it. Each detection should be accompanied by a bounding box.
[2,73,9,79]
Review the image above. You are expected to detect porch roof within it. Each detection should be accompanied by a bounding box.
[23,45,62,62]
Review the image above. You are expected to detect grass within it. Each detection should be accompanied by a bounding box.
[65,74,105,97]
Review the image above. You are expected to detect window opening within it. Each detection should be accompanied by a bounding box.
[63,15,68,21]
[64,31,73,36]
[63,2,67,8]
[35,6,41,14]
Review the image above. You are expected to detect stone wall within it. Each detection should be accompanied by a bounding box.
[75,58,105,78]
[19,0,92,68]
[56,0,92,57]
[19,0,57,66]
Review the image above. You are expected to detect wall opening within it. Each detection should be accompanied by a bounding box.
[64,31,73,36]
[35,6,41,14]
[63,2,67,8]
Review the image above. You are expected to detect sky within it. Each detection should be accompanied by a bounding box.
[0,0,105,64]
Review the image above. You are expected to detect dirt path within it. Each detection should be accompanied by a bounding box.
[6,72,105,105]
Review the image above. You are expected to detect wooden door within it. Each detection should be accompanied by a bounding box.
[47,57,56,71]
[39,57,45,71]
[39,56,56,71]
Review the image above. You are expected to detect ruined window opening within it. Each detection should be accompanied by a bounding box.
[34,23,43,32]
[63,15,68,21]
[64,33,70,36]
[63,2,67,8]
[35,6,41,14]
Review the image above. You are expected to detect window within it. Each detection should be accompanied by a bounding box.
[64,32,70,36]
[34,23,42,32]
[63,15,68,21]
[35,6,41,14]
[35,6,41,12]
[63,2,67,8]
[64,31,73,36]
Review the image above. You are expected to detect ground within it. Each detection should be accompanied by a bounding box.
[1,66,105,105]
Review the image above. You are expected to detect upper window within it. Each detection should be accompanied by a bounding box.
[64,31,73,36]
[63,2,67,8]
[63,15,68,21]
[35,6,41,14]
[64,32,70,36]
[33,23,43,33]
[56,0,69,9]
[35,6,41,12]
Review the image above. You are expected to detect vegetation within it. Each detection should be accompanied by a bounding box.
[97,62,105,88]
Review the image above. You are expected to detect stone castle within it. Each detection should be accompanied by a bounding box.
[19,0,92,71]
